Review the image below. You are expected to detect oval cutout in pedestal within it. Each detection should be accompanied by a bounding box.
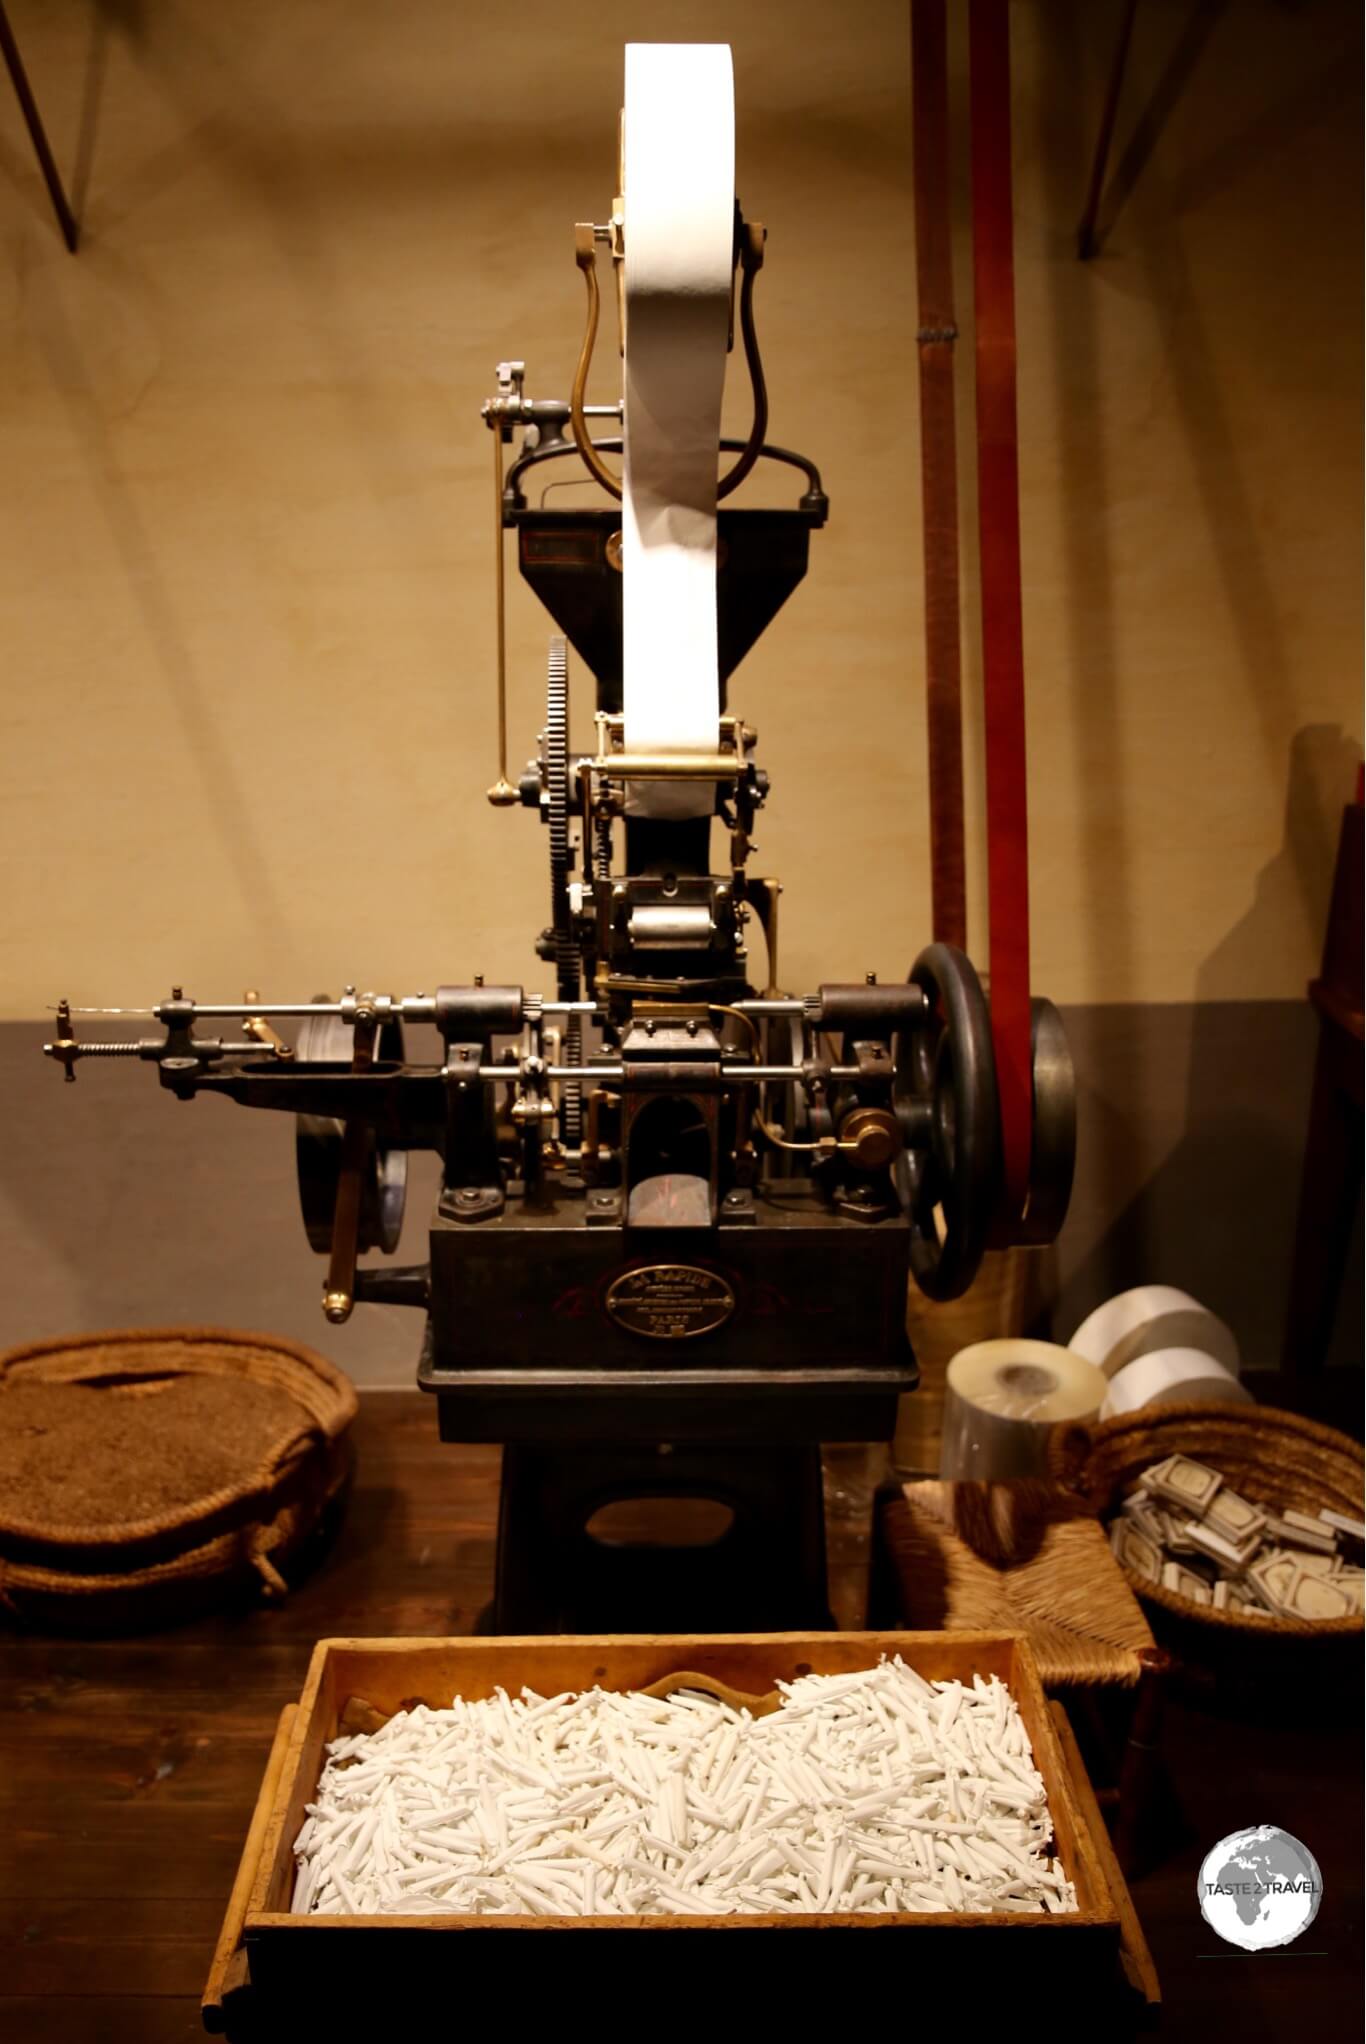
[585,1496,735,1549]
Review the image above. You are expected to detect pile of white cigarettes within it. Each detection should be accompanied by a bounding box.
[291,1659,1076,1918]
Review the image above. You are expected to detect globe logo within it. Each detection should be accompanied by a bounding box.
[1198,1825,1323,1951]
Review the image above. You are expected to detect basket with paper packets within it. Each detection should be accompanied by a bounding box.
[1050,1404,1364,1640]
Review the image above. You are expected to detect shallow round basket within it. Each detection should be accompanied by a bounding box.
[1050,1402,1364,1661]
[0,1327,357,1631]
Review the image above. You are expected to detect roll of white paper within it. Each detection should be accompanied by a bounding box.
[939,1340,1107,1482]
[621,42,734,819]
[1101,1347,1253,1420]
[1067,1285,1240,1381]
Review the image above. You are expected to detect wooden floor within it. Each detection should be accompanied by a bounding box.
[1,1389,1361,2042]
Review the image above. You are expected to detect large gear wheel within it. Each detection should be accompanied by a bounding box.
[544,636,583,1147]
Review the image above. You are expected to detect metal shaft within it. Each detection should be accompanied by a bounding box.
[59,995,808,1022]
[478,1063,859,1084]
[0,2,79,253]
[486,425,518,806]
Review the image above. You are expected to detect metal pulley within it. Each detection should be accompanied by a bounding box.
[1012,995,1076,1245]
[759,1011,814,1177]
[295,1006,408,1279]
[892,943,999,1302]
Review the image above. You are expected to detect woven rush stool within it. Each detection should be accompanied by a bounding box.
[874,1478,1169,1873]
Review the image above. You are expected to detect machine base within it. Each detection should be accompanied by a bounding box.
[420,1347,914,1445]
[493,1439,833,1633]
[415,1307,915,1629]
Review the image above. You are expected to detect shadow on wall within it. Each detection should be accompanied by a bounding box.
[1200,724,1363,1001]
[1037,0,1359,995]
[0,1021,445,1383]
[1056,725,1364,1370]
[29,266,293,954]
[69,1,150,228]
[5,5,293,956]
[1034,3,1362,1368]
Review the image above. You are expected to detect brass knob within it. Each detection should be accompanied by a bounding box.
[838,1105,903,1172]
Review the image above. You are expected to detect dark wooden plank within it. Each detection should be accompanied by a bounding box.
[0,1642,315,1717]
[0,2002,204,2044]
[3,1804,268,1901]
[0,1900,221,1996]
[0,1738,276,1806]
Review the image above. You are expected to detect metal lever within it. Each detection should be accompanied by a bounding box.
[241,991,294,1059]
[485,360,522,807]
[321,1014,379,1325]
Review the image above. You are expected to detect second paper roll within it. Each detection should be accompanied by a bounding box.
[1101,1346,1252,1418]
[939,1340,1107,1480]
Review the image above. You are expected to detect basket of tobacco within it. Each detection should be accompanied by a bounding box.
[0,1326,357,1630]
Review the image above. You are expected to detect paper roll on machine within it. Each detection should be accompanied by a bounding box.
[44,45,1075,1628]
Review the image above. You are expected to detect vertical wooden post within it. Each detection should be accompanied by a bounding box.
[912,0,967,953]
[969,0,1033,1220]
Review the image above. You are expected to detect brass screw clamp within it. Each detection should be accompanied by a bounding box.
[46,998,79,1082]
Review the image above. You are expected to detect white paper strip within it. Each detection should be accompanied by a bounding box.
[621,42,734,818]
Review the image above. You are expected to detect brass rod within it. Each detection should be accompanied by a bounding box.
[322,1017,378,1324]
[241,990,293,1059]
[570,226,624,500]
[758,1114,843,1155]
[586,752,743,779]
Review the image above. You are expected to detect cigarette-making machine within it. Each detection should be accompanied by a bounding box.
[45,50,1074,1631]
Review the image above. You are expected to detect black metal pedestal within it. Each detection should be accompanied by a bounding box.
[493,1440,833,1633]
[417,1214,914,1633]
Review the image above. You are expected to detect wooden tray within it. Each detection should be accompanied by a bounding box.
[206,1633,1159,2031]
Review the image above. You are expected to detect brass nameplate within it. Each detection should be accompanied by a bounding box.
[605,1265,736,1341]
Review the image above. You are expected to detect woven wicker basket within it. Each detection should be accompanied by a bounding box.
[1050,1402,1364,1644]
[0,1327,357,1629]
